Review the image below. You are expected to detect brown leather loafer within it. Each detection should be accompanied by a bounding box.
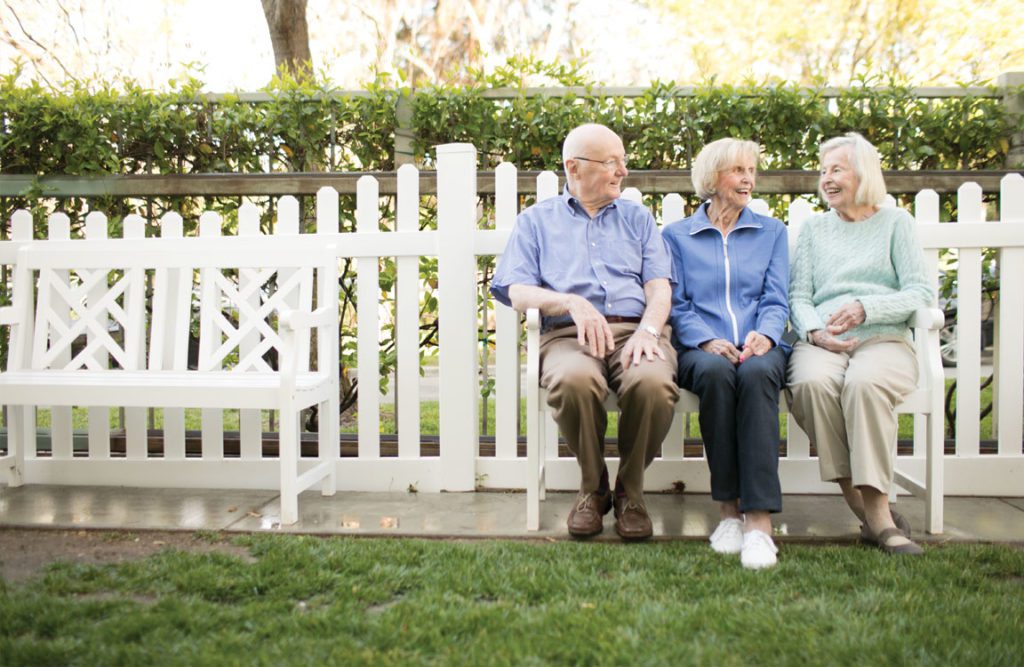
[614,496,653,541]
[567,490,612,538]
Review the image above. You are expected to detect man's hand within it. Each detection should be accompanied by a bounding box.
[809,328,859,353]
[699,338,742,364]
[738,331,773,362]
[566,295,615,358]
[620,327,666,367]
[826,300,865,335]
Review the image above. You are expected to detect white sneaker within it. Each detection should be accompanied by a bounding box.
[741,529,779,570]
[709,518,744,554]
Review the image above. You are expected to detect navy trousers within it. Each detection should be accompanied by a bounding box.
[677,345,787,513]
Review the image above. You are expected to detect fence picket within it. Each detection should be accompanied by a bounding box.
[494,162,520,460]
[153,213,187,460]
[396,167,422,459]
[238,202,263,461]
[997,174,1024,455]
[122,215,147,459]
[45,215,72,460]
[914,189,942,457]
[955,183,984,457]
[356,176,382,459]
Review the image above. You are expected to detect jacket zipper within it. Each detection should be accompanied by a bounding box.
[721,233,740,345]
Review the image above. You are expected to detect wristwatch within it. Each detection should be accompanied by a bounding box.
[641,324,661,340]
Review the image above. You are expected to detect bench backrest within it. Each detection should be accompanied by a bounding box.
[8,235,337,375]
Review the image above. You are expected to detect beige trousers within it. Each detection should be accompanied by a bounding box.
[540,323,678,503]
[787,337,918,493]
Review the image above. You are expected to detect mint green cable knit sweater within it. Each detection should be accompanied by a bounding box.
[789,206,934,342]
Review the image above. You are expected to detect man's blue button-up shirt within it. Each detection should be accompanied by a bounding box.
[491,187,674,331]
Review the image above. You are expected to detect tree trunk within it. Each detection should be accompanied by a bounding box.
[260,0,312,75]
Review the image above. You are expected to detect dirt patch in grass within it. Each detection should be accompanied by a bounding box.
[0,528,254,585]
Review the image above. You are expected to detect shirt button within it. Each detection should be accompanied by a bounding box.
[607,303,612,308]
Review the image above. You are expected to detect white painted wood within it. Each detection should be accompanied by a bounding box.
[749,198,770,216]
[494,162,520,461]
[47,217,72,460]
[662,193,685,226]
[955,183,984,457]
[153,214,187,460]
[621,187,642,203]
[436,144,479,491]
[238,202,263,461]
[396,166,422,459]
[914,190,941,458]
[997,174,1024,456]
[537,171,559,201]
[83,213,111,460]
[356,176,382,459]
[198,212,224,461]
[122,216,148,460]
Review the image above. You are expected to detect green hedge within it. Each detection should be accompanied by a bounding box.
[1,61,1018,179]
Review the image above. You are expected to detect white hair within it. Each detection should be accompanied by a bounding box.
[691,138,761,200]
[819,132,887,206]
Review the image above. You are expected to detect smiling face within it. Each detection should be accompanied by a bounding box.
[565,128,628,213]
[711,157,756,210]
[819,147,860,212]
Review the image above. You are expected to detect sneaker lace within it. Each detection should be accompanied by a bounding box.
[576,493,596,512]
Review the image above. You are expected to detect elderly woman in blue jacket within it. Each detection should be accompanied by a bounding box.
[662,138,789,569]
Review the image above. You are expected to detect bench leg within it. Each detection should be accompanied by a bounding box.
[3,406,31,487]
[279,407,299,526]
[924,412,944,534]
[319,396,338,497]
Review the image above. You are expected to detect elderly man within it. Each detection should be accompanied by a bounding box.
[491,123,679,540]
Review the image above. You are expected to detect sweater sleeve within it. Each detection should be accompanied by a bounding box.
[754,221,790,345]
[788,217,825,339]
[858,210,935,325]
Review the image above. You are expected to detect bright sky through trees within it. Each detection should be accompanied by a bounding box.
[1,0,1021,90]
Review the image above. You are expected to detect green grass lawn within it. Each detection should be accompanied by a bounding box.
[2,535,1022,665]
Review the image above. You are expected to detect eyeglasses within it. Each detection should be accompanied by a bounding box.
[573,156,628,170]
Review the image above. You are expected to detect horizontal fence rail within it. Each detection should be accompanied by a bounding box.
[1,149,1023,498]
[1,170,1020,197]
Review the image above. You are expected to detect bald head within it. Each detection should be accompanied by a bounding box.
[562,124,621,166]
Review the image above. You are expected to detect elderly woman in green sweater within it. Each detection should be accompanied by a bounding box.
[788,132,934,555]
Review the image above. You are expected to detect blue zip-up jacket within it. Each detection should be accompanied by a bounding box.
[663,202,790,351]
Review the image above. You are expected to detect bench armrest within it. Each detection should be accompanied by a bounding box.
[908,307,944,331]
[278,306,335,332]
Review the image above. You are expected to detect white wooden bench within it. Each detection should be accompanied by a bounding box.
[0,227,339,524]
[525,306,946,534]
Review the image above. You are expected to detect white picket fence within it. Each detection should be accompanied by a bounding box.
[2,143,1023,496]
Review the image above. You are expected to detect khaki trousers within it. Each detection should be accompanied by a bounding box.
[787,337,918,493]
[540,323,678,503]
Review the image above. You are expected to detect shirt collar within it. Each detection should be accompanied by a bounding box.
[689,201,763,235]
[561,185,619,217]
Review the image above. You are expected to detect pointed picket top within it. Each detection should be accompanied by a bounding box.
[396,166,418,232]
[788,197,815,228]
[199,211,222,237]
[620,187,642,204]
[495,162,517,230]
[662,193,684,226]
[11,210,32,240]
[356,175,379,234]
[957,182,984,223]
[123,214,145,239]
[159,212,183,238]
[317,186,339,235]
[238,201,261,236]
[1000,172,1024,223]
[84,212,106,239]
[536,171,558,201]
[277,196,299,235]
[914,189,940,224]
[49,212,71,240]
[749,198,770,216]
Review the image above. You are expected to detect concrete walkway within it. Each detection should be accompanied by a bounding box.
[2,485,1023,544]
